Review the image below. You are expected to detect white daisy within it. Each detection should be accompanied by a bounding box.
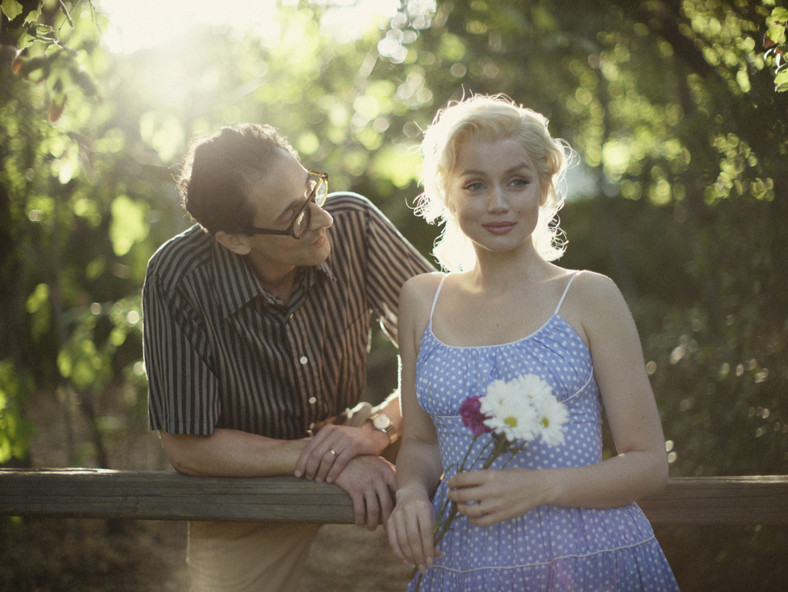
[533,392,569,447]
[481,377,538,442]
[479,374,566,445]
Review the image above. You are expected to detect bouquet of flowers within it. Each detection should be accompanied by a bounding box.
[417,374,568,588]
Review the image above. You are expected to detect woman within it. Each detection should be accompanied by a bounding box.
[387,94,679,591]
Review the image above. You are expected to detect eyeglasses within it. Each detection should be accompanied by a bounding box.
[242,170,328,239]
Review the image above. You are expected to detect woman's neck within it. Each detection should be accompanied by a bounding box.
[469,244,553,291]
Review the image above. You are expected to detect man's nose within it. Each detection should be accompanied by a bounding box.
[311,202,333,229]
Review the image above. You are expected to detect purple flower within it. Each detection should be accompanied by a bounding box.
[459,395,492,436]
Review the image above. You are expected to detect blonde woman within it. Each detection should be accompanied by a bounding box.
[387,95,679,591]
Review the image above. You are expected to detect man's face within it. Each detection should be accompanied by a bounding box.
[233,151,334,273]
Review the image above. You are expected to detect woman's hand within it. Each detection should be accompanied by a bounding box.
[447,468,553,527]
[386,488,441,574]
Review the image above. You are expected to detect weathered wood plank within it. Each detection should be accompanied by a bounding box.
[639,475,788,525]
[1,470,787,525]
[0,469,355,523]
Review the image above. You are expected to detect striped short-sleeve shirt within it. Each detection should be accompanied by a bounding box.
[143,192,433,440]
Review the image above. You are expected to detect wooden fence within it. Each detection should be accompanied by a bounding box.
[1,469,787,526]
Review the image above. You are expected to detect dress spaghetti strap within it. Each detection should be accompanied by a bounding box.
[429,274,448,324]
[554,271,581,316]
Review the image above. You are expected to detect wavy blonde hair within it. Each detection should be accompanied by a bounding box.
[415,94,571,271]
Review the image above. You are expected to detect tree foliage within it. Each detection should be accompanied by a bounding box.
[1,0,785,471]
[1,0,787,585]
[764,4,788,91]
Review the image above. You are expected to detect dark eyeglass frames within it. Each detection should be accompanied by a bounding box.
[242,170,328,239]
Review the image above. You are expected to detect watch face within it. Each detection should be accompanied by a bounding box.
[373,414,392,430]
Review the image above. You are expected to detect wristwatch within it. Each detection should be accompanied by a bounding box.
[368,412,398,444]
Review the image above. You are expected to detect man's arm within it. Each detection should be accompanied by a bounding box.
[161,427,396,529]
[159,428,308,477]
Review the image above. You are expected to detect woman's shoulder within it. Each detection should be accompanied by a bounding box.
[570,269,621,298]
[402,271,445,294]
[535,267,618,307]
[564,270,633,327]
[401,272,445,315]
[399,273,446,346]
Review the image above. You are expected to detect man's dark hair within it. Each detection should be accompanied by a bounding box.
[178,124,299,235]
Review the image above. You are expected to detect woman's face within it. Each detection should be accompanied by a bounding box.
[446,134,545,258]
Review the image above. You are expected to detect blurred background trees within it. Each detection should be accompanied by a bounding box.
[1,0,786,588]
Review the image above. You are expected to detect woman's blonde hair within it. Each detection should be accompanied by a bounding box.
[415,94,571,271]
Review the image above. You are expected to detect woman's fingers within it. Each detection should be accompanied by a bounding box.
[387,500,436,571]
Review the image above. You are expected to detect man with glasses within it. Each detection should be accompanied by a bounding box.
[142,123,433,591]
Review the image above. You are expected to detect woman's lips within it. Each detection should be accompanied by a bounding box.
[482,222,516,235]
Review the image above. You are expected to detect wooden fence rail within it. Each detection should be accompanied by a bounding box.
[1,469,787,526]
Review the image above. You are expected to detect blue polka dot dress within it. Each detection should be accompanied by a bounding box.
[410,273,679,591]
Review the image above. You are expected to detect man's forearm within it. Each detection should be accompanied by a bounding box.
[159,428,308,477]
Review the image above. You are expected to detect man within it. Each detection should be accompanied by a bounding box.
[142,123,433,591]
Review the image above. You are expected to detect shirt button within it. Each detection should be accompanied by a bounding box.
[308,396,317,405]
[299,356,308,365]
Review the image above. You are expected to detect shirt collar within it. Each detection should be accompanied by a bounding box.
[212,242,336,318]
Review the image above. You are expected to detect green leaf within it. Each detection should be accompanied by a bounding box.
[58,336,108,390]
[110,195,149,257]
[0,0,23,21]
[372,143,421,189]
[0,360,34,464]
[766,24,786,46]
[775,68,788,92]
[772,7,788,23]
[25,283,52,339]
[139,112,185,163]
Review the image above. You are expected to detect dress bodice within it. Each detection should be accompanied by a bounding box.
[415,273,602,473]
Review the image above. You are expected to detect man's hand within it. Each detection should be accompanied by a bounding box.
[333,455,396,530]
[294,423,388,483]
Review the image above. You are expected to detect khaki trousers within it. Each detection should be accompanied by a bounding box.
[187,521,322,592]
